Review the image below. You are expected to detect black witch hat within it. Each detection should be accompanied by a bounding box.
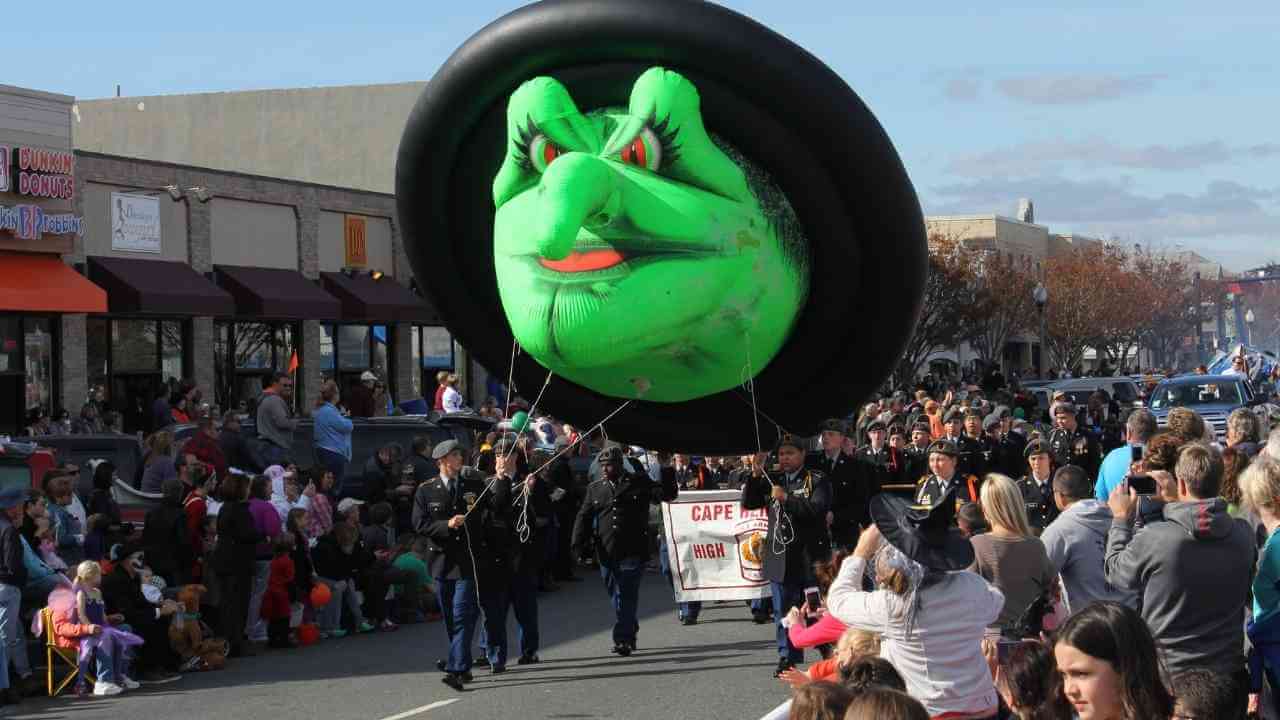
[869,488,974,572]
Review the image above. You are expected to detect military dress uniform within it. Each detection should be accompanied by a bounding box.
[741,447,831,673]
[1016,471,1059,532]
[914,440,980,506]
[1048,425,1102,480]
[957,433,990,479]
[411,443,509,682]
[482,453,552,666]
[571,448,678,655]
[992,429,1028,478]
[807,448,860,549]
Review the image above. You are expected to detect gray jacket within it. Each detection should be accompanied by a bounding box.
[1105,497,1256,676]
[1041,499,1136,614]
[255,392,296,450]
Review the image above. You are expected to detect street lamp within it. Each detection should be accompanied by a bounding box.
[1033,283,1048,379]
[1245,308,1256,346]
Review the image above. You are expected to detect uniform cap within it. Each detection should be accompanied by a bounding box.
[911,422,932,435]
[431,439,461,459]
[943,408,964,424]
[596,446,623,465]
[819,418,848,435]
[982,414,1001,431]
[865,419,887,433]
[1024,439,1052,459]
[926,439,960,457]
[775,434,806,453]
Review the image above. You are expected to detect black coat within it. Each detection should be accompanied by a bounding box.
[902,446,932,488]
[991,431,1028,478]
[142,500,191,578]
[740,468,831,585]
[411,469,504,580]
[102,565,160,632]
[853,446,897,516]
[496,472,553,575]
[362,455,395,506]
[571,466,678,564]
[219,429,252,473]
[957,434,990,479]
[807,450,866,544]
[1016,474,1060,531]
[212,501,262,576]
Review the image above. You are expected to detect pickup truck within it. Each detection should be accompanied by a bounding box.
[1145,374,1258,441]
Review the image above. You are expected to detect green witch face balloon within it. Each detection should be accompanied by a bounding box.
[492,67,808,402]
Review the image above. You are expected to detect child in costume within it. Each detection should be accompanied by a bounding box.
[52,561,144,696]
[261,533,297,648]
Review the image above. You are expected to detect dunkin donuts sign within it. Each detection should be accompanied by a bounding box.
[1,145,75,200]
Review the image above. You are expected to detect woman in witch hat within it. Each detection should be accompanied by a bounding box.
[826,487,1004,719]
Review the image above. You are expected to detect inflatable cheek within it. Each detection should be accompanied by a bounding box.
[397,0,927,453]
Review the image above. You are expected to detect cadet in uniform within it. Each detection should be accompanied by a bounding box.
[914,439,980,507]
[736,451,774,624]
[742,436,831,677]
[412,439,509,691]
[486,439,550,666]
[959,408,991,479]
[989,408,1028,478]
[1048,402,1102,480]
[902,422,934,491]
[1015,440,1059,532]
[807,419,862,550]
[571,447,678,657]
[852,419,896,523]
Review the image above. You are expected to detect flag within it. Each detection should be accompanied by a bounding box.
[288,350,299,374]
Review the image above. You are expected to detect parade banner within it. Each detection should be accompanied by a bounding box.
[662,489,770,602]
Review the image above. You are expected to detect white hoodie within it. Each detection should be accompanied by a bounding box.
[266,465,309,522]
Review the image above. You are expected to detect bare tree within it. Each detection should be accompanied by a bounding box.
[965,250,1037,372]
[894,234,982,385]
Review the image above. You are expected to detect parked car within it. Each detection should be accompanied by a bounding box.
[15,433,151,523]
[1,441,58,495]
[1145,374,1258,441]
[1048,377,1143,408]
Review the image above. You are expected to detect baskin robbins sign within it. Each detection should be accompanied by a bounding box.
[0,204,82,241]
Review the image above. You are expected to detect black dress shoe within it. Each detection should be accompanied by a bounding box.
[441,673,466,692]
[491,665,507,674]
[615,643,633,657]
[474,656,491,668]
[462,671,474,683]
[517,653,540,665]
[680,616,697,626]
[752,612,772,625]
[773,657,796,678]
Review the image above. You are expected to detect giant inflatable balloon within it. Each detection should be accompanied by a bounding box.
[397,0,926,453]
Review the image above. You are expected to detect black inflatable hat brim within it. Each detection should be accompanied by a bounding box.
[396,0,926,455]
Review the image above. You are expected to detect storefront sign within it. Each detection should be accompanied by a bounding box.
[12,146,75,200]
[420,326,453,368]
[662,489,771,602]
[344,214,367,267]
[0,203,82,240]
[110,192,162,253]
[0,146,9,194]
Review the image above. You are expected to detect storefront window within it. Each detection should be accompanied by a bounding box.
[337,325,370,370]
[0,317,20,375]
[0,315,60,436]
[112,319,159,373]
[320,324,335,372]
[408,325,454,402]
[214,321,299,416]
[23,319,53,416]
[410,327,423,399]
[88,318,189,435]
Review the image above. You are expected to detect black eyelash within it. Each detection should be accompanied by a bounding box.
[512,114,540,171]
[650,113,681,169]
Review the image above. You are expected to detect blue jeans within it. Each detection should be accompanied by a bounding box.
[315,447,348,498]
[599,557,645,645]
[658,537,701,621]
[0,583,19,689]
[771,581,806,662]
[93,647,126,685]
[317,577,364,633]
[246,560,271,641]
[436,577,504,673]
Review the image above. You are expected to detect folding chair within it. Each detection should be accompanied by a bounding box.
[43,607,94,697]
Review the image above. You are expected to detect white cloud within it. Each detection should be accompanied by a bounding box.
[944,138,1266,177]
[996,73,1164,105]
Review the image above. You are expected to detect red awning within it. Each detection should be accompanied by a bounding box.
[0,252,106,313]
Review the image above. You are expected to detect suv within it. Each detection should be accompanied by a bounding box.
[1048,377,1143,409]
[1145,374,1257,441]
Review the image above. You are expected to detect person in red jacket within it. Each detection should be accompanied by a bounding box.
[184,417,228,481]
[261,534,297,649]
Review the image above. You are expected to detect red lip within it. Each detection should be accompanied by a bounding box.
[538,249,626,273]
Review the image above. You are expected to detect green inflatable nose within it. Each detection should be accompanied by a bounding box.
[531,152,618,261]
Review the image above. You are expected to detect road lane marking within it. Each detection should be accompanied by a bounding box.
[378,699,460,720]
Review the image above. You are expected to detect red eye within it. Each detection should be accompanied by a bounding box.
[621,137,647,168]
[543,142,561,167]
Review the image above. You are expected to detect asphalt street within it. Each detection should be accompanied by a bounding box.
[13,569,792,720]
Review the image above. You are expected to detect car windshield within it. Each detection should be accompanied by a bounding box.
[1149,382,1243,409]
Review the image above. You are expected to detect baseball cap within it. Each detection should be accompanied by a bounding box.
[336,498,365,515]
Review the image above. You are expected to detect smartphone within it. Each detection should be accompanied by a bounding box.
[803,586,821,615]
[1131,445,1143,464]
[1127,474,1156,495]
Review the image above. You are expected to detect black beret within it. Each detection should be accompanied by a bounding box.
[927,439,960,457]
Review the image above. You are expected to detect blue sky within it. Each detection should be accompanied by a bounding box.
[10,1,1278,269]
